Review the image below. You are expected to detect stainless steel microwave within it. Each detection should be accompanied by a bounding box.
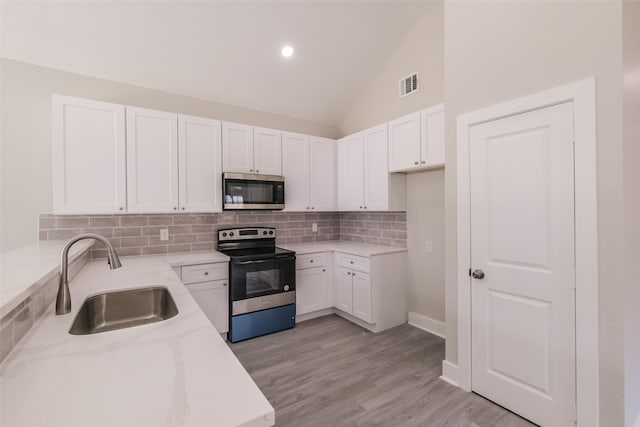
[222,173,285,210]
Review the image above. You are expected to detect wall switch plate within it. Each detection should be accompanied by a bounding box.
[426,240,433,253]
[312,223,318,233]
[160,229,169,241]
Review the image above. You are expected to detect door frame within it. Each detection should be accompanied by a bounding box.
[455,78,599,426]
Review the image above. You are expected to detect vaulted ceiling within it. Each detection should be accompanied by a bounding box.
[0,1,433,127]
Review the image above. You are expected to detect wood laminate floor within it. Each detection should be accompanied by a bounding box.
[229,315,535,427]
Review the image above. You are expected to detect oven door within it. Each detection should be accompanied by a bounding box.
[223,173,285,210]
[230,256,295,302]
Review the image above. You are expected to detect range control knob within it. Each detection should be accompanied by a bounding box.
[222,232,227,237]
[283,285,290,291]
[269,230,274,235]
[229,232,234,237]
[263,230,268,235]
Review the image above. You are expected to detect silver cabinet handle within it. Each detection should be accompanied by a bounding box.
[256,169,260,173]
[364,206,367,209]
[306,206,310,210]
[420,160,426,164]
[322,269,326,272]
[119,207,124,211]
[347,272,351,275]
[472,269,485,279]
[204,271,209,276]
[181,207,185,210]
[223,282,227,286]
[311,206,315,210]
[352,272,356,276]
[310,259,314,263]
[414,161,419,165]
[250,169,254,172]
[350,261,354,264]
[173,207,177,210]
[359,206,363,209]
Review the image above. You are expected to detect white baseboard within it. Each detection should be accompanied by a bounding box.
[440,360,460,387]
[296,308,334,323]
[408,312,446,338]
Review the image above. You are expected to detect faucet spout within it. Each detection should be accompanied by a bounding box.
[56,233,122,315]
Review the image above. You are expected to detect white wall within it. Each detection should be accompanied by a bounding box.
[338,2,446,325]
[623,2,640,426]
[443,1,624,425]
[0,58,339,252]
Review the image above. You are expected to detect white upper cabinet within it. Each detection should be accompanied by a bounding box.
[282,132,336,211]
[338,132,365,211]
[178,115,222,213]
[222,123,282,175]
[388,112,421,172]
[308,136,336,211]
[387,103,445,172]
[52,95,127,214]
[337,126,405,211]
[363,124,389,211]
[126,107,179,213]
[222,122,254,173]
[421,106,445,167]
[282,132,310,211]
[253,127,282,175]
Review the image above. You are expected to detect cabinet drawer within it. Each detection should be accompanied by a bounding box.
[335,252,370,273]
[296,252,327,269]
[181,263,228,284]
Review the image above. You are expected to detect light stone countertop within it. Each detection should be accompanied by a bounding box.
[0,253,274,427]
[0,240,94,318]
[280,241,407,257]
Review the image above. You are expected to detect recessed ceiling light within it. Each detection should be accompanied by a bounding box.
[281,46,294,58]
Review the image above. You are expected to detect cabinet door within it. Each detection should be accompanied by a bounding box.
[178,115,222,212]
[309,137,336,211]
[186,280,229,333]
[52,95,126,214]
[253,127,282,175]
[222,122,254,173]
[334,267,353,314]
[282,132,310,211]
[352,271,372,323]
[388,112,421,172]
[421,107,445,167]
[342,132,365,211]
[336,137,349,211]
[363,123,389,210]
[296,266,329,315]
[126,107,178,213]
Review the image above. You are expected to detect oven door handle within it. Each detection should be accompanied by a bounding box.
[232,257,290,266]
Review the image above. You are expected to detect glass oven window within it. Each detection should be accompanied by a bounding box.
[245,269,281,297]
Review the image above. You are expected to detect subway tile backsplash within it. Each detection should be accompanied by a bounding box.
[39,211,406,258]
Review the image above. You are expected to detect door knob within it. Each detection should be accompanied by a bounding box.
[471,269,485,279]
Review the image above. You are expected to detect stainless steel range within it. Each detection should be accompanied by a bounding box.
[217,227,296,342]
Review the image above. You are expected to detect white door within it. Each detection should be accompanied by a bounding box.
[253,127,282,175]
[282,132,310,211]
[222,122,254,173]
[309,136,336,211]
[387,111,420,172]
[421,107,445,167]
[126,107,178,213]
[469,102,575,426]
[296,267,328,315]
[334,267,353,313]
[52,95,127,214]
[342,132,365,211]
[352,271,372,323]
[363,123,389,211]
[178,115,222,213]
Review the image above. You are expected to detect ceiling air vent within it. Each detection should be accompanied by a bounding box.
[399,72,419,98]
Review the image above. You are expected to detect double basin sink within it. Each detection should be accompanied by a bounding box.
[69,287,178,335]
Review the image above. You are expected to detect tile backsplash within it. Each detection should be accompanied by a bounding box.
[39,211,406,258]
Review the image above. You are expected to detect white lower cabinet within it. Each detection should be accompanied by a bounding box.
[295,249,407,332]
[334,254,372,323]
[180,262,229,333]
[295,253,332,316]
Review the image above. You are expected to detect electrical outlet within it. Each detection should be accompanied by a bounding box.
[426,240,433,253]
[160,229,169,241]
[312,223,318,233]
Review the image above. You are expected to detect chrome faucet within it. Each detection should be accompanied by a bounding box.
[56,233,122,315]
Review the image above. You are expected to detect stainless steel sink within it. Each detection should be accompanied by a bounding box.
[69,287,179,335]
